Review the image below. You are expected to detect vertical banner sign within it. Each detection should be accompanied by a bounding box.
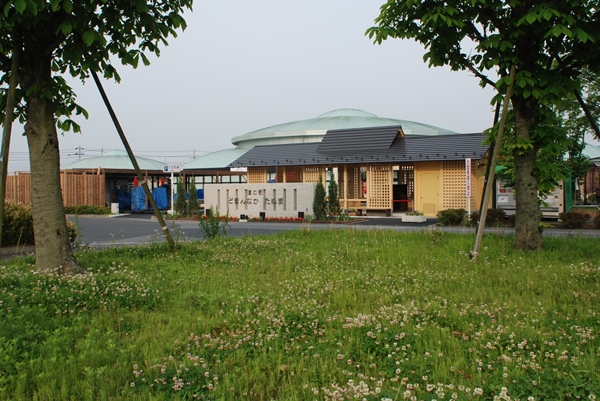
[465,158,472,198]
[164,164,182,214]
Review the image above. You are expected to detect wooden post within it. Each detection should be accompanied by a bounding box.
[471,66,516,260]
[90,69,176,250]
[0,41,21,247]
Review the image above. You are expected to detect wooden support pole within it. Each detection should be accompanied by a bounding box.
[0,41,21,248]
[471,66,516,260]
[89,69,176,251]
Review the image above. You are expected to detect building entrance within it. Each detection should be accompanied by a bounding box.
[393,164,414,212]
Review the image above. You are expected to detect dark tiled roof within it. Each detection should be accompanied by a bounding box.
[230,132,488,167]
[316,125,403,153]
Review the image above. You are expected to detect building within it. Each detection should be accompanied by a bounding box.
[222,125,489,218]
[184,108,485,217]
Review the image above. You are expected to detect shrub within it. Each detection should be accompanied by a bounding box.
[594,214,600,229]
[312,175,327,221]
[2,201,35,246]
[558,212,589,229]
[64,205,110,215]
[188,180,199,217]
[327,170,341,219]
[2,201,77,246]
[506,214,516,228]
[406,210,424,216]
[174,177,187,217]
[469,208,507,226]
[436,208,467,226]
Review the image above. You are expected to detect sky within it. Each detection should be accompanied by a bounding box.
[6,0,502,172]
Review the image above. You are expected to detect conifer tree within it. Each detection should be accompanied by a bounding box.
[312,175,327,220]
[174,178,187,217]
[188,179,199,217]
[327,170,341,218]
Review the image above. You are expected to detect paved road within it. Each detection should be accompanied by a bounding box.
[67,213,600,250]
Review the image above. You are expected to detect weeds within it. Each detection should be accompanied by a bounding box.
[198,206,230,240]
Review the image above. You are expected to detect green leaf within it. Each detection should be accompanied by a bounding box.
[14,0,26,14]
[575,28,592,43]
[140,53,150,67]
[83,30,95,46]
[525,12,537,24]
[63,0,73,13]
[60,21,72,36]
[25,0,37,15]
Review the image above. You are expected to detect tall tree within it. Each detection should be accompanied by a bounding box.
[312,175,326,221]
[0,0,192,272]
[327,169,341,219]
[367,0,600,250]
[556,68,598,182]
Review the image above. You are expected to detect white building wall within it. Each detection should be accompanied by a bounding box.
[204,183,316,219]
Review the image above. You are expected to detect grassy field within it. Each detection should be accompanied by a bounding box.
[1,228,599,400]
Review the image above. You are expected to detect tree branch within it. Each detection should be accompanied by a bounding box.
[552,52,600,139]
[463,60,496,87]
[573,89,600,140]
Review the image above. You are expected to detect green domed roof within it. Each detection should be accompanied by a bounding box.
[231,108,457,148]
[316,109,378,118]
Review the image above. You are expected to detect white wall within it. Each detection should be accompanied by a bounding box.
[204,183,316,219]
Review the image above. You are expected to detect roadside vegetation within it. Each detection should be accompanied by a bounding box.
[1,229,598,400]
[2,200,77,246]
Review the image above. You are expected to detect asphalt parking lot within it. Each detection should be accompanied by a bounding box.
[2,212,598,259]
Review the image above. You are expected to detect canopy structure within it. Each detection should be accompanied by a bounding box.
[183,148,249,171]
[62,150,169,211]
[63,150,165,171]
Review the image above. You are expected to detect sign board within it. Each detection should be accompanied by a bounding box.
[465,158,472,198]
[230,167,248,172]
[204,183,316,219]
[163,164,182,173]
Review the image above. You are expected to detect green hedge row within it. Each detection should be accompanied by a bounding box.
[2,201,77,247]
[64,205,110,215]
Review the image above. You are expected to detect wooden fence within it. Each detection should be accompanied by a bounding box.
[6,170,106,207]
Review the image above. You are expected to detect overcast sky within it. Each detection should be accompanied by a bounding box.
[7,0,501,172]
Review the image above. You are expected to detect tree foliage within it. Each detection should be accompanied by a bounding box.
[367,0,600,250]
[188,179,199,217]
[0,0,192,271]
[174,178,187,217]
[327,169,341,219]
[312,175,327,221]
[554,68,598,180]
[1,0,192,126]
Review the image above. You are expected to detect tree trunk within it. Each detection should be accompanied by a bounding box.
[24,76,83,274]
[512,96,543,251]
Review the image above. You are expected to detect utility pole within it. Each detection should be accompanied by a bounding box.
[70,145,84,160]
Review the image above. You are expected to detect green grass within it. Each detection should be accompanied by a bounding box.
[1,229,599,400]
